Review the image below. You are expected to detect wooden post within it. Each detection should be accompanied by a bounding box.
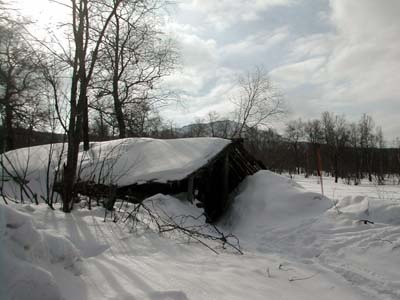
[222,152,229,209]
[316,145,324,196]
[187,175,194,203]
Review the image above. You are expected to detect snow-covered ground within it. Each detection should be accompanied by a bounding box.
[1,171,400,299]
[226,172,400,299]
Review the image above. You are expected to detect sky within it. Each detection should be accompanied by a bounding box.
[14,0,400,141]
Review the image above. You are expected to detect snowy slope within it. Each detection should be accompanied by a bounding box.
[225,171,332,229]
[2,170,400,299]
[0,203,82,300]
[0,200,367,300]
[0,138,230,199]
[224,172,400,299]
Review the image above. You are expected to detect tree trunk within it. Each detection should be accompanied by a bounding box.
[112,11,126,139]
[62,62,80,212]
[83,95,89,150]
[61,0,125,211]
[293,143,300,175]
[113,91,126,138]
[4,101,14,151]
[334,152,339,183]
[62,93,85,212]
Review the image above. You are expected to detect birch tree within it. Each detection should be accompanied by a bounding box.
[231,66,285,138]
[92,0,177,138]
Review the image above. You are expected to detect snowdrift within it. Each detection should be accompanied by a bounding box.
[221,172,400,299]
[226,170,332,230]
[0,137,230,199]
[0,203,82,300]
[331,195,400,225]
[2,171,399,299]
[221,170,333,254]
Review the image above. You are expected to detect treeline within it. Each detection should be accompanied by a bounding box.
[89,110,400,185]
[248,112,400,185]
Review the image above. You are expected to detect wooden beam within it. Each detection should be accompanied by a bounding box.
[187,175,194,203]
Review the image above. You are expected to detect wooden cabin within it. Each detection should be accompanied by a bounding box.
[115,139,264,221]
[54,138,264,222]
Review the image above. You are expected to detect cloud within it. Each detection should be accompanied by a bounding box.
[270,57,326,88]
[269,0,400,139]
[164,0,400,140]
[163,23,219,94]
[180,0,294,30]
[221,27,289,57]
[160,75,238,125]
[288,33,336,61]
[160,23,239,123]
[162,23,292,124]
[329,0,400,42]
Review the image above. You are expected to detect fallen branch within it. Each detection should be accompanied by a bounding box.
[110,198,243,255]
[289,273,317,282]
[358,219,374,225]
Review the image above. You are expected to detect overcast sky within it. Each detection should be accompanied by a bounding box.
[15,0,400,141]
[160,0,400,141]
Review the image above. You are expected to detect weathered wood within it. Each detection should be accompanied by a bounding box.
[222,152,229,210]
[187,175,194,203]
[53,139,264,222]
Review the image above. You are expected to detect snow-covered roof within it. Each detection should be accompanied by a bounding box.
[1,138,231,188]
[80,137,231,186]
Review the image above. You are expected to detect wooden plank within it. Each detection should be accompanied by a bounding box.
[187,175,194,203]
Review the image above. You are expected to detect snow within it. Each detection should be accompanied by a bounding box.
[0,200,365,300]
[0,137,231,199]
[0,203,82,300]
[225,171,332,230]
[78,137,231,186]
[1,169,400,299]
[226,172,400,299]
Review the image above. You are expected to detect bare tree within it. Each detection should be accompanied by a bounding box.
[358,113,375,182]
[305,119,324,144]
[0,20,46,151]
[57,0,177,212]
[56,0,126,212]
[284,118,304,175]
[374,126,385,184]
[321,112,349,182]
[92,0,177,138]
[231,66,285,138]
[90,110,110,140]
[206,111,220,137]
[190,117,207,137]
[395,137,400,184]
[304,119,324,176]
[158,119,177,138]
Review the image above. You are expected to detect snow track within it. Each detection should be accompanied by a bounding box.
[227,172,400,300]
